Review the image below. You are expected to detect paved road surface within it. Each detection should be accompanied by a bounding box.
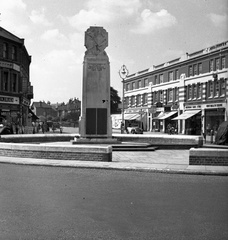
[0,164,227,240]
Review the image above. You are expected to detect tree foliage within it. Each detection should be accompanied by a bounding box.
[110,86,121,114]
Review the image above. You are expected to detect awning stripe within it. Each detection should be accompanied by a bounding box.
[172,110,201,120]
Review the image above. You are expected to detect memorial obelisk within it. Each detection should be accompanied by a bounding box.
[79,27,112,139]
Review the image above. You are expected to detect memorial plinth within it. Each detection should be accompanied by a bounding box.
[79,27,112,139]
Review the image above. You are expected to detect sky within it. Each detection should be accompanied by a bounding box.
[0,0,227,104]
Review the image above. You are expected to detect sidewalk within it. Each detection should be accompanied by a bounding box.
[0,148,228,176]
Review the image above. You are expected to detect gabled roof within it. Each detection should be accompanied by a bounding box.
[0,27,24,44]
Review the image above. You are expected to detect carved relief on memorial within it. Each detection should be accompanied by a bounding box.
[85,27,108,56]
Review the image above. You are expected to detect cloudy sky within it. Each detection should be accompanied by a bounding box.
[0,0,227,103]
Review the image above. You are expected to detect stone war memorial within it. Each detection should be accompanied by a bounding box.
[78,26,114,142]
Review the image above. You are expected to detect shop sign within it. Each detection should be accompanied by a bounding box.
[0,95,19,105]
[156,107,164,112]
[185,105,201,110]
[205,103,224,108]
[0,61,20,72]
[22,97,30,106]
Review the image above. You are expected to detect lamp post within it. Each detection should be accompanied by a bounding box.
[119,65,129,134]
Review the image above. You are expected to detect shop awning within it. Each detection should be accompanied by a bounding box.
[158,111,177,120]
[153,112,163,120]
[172,110,201,120]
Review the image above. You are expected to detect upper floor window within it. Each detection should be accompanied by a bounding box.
[168,88,173,102]
[168,71,173,81]
[136,95,141,106]
[188,85,192,99]
[144,78,149,87]
[175,69,179,80]
[192,84,197,99]
[198,63,202,74]
[197,83,202,99]
[193,64,197,76]
[12,46,17,60]
[12,73,18,92]
[221,57,226,69]
[221,79,226,96]
[138,80,141,88]
[215,81,219,97]
[131,95,135,106]
[209,81,213,97]
[3,72,9,91]
[3,43,8,58]
[216,58,220,70]
[125,83,130,91]
[210,59,214,72]
[132,82,136,90]
[154,91,158,103]
[154,75,158,85]
[174,87,179,101]
[159,74,163,84]
[124,97,129,107]
[189,66,193,77]
[159,91,163,103]
[142,93,148,105]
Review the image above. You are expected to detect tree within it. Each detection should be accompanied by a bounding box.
[110,86,121,114]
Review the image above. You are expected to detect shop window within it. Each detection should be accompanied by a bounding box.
[197,83,202,99]
[3,72,9,91]
[215,58,220,70]
[188,85,192,99]
[138,80,141,88]
[168,71,173,81]
[215,81,219,97]
[210,59,214,72]
[168,88,173,102]
[159,74,163,84]
[221,57,225,69]
[144,78,148,87]
[221,79,225,96]
[193,64,197,76]
[198,63,202,74]
[12,46,17,60]
[3,43,8,59]
[189,66,193,77]
[136,95,141,106]
[175,69,179,80]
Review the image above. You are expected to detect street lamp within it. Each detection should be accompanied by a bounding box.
[119,64,129,133]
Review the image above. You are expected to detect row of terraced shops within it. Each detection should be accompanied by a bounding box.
[122,41,228,136]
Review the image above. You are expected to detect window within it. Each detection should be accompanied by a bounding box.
[144,78,149,87]
[142,93,148,105]
[138,80,141,88]
[209,81,213,97]
[168,71,173,81]
[215,81,219,97]
[12,74,17,92]
[136,95,141,106]
[188,85,192,99]
[131,95,135,106]
[192,84,196,99]
[197,83,202,99]
[3,43,8,58]
[12,46,17,60]
[3,72,9,91]
[154,75,158,85]
[198,63,202,74]
[215,58,220,70]
[154,91,158,103]
[189,66,193,77]
[221,79,225,96]
[193,65,197,75]
[168,89,173,102]
[124,97,129,107]
[210,60,214,72]
[132,82,136,90]
[175,69,179,80]
[222,57,225,69]
[159,91,163,102]
[174,87,179,102]
[125,83,129,91]
[159,74,163,84]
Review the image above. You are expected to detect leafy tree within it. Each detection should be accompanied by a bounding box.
[110,86,121,114]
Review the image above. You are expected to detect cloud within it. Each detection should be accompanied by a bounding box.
[30,8,53,26]
[131,9,177,34]
[66,0,141,31]
[208,13,227,27]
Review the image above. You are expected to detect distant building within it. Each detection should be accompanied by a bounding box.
[123,40,228,136]
[31,101,57,122]
[0,27,33,127]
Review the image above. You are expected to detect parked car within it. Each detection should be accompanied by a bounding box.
[127,126,143,134]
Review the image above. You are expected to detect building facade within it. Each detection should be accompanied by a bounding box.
[124,41,228,136]
[0,27,33,129]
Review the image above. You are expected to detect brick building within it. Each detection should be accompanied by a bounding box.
[123,40,228,136]
[0,27,33,128]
